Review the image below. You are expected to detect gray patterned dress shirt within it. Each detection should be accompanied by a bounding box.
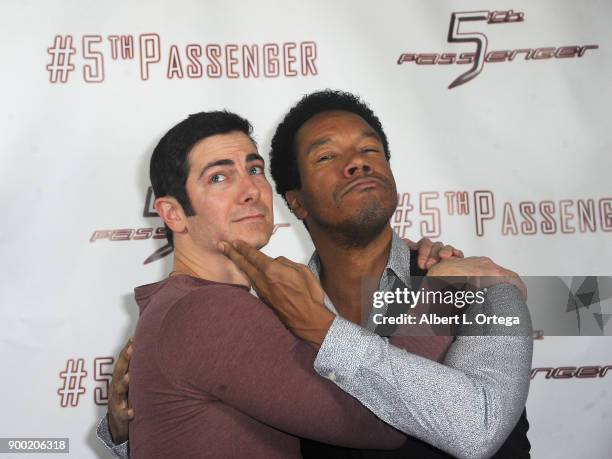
[311,231,533,459]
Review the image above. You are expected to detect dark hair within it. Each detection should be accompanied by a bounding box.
[269,89,390,205]
[150,110,254,246]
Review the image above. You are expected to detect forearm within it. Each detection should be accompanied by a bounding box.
[211,338,406,449]
[96,414,129,458]
[314,284,533,459]
[168,288,405,450]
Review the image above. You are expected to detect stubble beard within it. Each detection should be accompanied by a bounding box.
[313,192,398,248]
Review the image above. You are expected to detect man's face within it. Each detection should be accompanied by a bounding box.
[183,131,274,250]
[292,110,397,245]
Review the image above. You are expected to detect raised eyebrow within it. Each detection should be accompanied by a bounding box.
[199,158,234,179]
[245,152,265,163]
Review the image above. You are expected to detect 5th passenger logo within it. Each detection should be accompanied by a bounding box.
[89,187,291,265]
[397,9,599,89]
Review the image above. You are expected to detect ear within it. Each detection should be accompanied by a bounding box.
[285,190,308,220]
[154,196,188,235]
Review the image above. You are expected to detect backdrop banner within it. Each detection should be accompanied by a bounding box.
[1,1,610,457]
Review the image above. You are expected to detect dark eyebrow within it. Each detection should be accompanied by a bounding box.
[199,159,234,179]
[305,129,382,156]
[199,152,264,179]
[305,137,332,156]
[246,152,265,163]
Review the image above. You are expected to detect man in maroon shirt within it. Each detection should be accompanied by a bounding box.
[125,110,456,458]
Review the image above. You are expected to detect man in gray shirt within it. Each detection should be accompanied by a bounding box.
[222,90,532,458]
[99,91,532,458]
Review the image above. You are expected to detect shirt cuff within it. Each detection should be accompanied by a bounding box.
[96,413,129,458]
[314,315,381,383]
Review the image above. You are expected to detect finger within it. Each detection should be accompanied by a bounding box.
[115,373,130,397]
[275,255,297,268]
[402,238,419,250]
[112,339,133,382]
[281,257,310,273]
[301,268,325,304]
[438,245,455,259]
[454,249,464,258]
[117,404,135,421]
[416,238,433,269]
[110,376,129,411]
[232,240,275,271]
[297,263,319,283]
[423,241,444,269]
[425,258,436,269]
[219,241,266,284]
[112,376,132,418]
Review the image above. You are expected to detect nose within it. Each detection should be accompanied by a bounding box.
[343,152,373,179]
[239,174,261,204]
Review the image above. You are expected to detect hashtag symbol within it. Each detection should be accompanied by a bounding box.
[392,192,413,238]
[46,35,76,83]
[57,358,87,407]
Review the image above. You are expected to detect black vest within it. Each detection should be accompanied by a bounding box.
[300,250,531,458]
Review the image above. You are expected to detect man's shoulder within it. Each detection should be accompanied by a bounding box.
[160,280,296,352]
[173,280,261,316]
[136,276,263,326]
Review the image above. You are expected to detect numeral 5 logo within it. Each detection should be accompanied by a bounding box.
[447,11,489,89]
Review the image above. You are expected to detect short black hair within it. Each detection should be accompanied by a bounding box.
[269,90,390,205]
[150,110,254,246]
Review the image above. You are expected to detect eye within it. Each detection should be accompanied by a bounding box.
[210,173,226,184]
[316,153,334,163]
[249,165,264,175]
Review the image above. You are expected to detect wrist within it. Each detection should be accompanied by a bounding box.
[298,308,335,348]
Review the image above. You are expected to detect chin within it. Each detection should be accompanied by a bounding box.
[232,224,273,248]
[248,233,272,249]
[345,196,395,222]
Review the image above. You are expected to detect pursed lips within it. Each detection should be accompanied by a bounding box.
[341,177,387,197]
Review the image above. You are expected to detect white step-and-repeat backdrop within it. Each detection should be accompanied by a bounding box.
[1,0,610,457]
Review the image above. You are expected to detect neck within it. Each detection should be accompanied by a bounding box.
[171,241,249,287]
[309,224,393,323]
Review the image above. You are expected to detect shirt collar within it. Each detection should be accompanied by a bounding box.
[306,250,338,315]
[385,230,412,287]
[307,229,412,307]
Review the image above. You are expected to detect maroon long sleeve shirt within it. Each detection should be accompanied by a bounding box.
[128,274,410,458]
